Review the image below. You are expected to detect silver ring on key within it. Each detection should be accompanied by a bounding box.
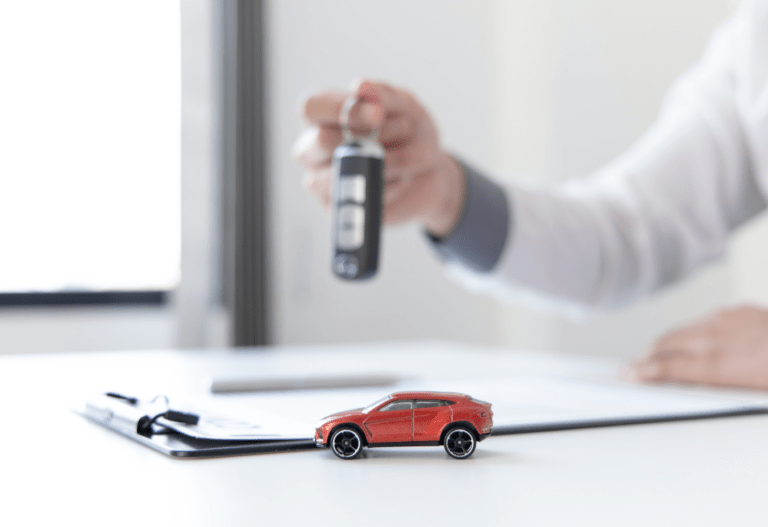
[339,96,379,144]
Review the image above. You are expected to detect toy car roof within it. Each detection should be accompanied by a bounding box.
[388,391,470,400]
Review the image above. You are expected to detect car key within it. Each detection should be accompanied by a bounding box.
[331,96,384,280]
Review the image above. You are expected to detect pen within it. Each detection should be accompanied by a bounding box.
[209,373,401,394]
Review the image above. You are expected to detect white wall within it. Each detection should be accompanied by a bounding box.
[175,0,228,349]
[266,0,505,346]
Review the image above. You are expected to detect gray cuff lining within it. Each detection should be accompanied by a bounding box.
[427,160,510,273]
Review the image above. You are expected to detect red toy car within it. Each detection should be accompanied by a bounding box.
[315,391,493,459]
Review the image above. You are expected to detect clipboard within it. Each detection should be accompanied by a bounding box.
[81,393,317,458]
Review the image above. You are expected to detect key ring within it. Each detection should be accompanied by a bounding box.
[339,96,379,144]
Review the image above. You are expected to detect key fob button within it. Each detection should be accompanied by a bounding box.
[338,175,366,204]
[336,204,365,249]
[333,254,359,278]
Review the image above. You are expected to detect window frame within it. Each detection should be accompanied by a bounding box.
[0,291,167,308]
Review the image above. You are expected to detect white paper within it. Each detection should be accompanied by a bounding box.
[215,375,768,434]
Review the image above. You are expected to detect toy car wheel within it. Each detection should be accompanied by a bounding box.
[331,427,363,459]
[444,426,476,459]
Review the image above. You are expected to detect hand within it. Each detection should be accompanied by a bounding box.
[292,79,465,237]
[623,305,768,390]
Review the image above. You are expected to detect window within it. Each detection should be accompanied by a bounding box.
[415,400,444,409]
[363,396,391,414]
[380,401,413,412]
[0,1,181,303]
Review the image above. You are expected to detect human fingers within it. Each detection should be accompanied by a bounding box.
[293,112,413,164]
[353,79,416,117]
[378,115,415,149]
[300,90,345,126]
[648,332,713,360]
[622,324,718,385]
[302,166,428,225]
[347,79,424,136]
[302,166,333,212]
[635,315,716,363]
[625,350,719,386]
[384,142,439,183]
[622,305,768,389]
[380,176,411,217]
[296,109,413,174]
[301,89,383,132]
[292,125,342,169]
[381,172,439,226]
[303,162,423,224]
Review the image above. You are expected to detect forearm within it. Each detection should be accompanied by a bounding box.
[430,93,764,309]
[429,8,767,309]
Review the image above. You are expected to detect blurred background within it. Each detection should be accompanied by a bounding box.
[2,0,766,359]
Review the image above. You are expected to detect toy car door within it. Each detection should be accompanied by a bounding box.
[413,400,452,442]
[363,400,413,443]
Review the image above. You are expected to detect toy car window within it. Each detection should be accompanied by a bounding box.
[415,400,443,409]
[442,400,456,406]
[380,401,413,412]
[363,396,392,413]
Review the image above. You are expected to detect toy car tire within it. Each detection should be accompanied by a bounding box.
[330,427,363,459]
[444,426,476,459]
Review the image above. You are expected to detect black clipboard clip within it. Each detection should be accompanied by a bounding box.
[105,392,200,437]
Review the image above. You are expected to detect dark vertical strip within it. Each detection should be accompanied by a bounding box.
[234,0,269,346]
[220,0,237,332]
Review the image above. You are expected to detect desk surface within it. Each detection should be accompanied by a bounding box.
[3,341,768,527]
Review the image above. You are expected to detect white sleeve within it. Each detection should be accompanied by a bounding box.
[446,7,767,310]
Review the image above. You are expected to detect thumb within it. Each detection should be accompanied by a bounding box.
[338,78,382,131]
[351,77,412,117]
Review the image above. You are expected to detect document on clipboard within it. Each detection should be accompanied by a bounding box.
[215,375,768,436]
[414,376,768,434]
[80,376,768,459]
[80,393,316,458]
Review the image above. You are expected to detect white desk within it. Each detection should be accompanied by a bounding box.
[3,341,768,527]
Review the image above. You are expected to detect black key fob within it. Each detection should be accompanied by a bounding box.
[331,137,384,280]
